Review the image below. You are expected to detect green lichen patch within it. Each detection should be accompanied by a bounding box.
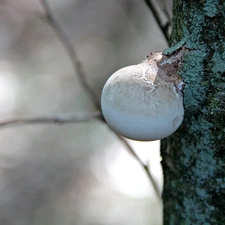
[204,0,219,17]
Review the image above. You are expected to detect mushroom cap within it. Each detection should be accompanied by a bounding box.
[101,55,184,141]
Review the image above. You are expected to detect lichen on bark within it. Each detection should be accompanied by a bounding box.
[161,0,225,224]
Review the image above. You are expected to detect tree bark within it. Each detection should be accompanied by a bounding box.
[161,0,225,224]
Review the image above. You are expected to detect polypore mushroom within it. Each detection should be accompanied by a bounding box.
[101,50,185,141]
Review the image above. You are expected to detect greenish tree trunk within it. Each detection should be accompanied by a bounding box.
[161,0,225,224]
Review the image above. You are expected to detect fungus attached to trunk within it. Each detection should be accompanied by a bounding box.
[101,49,187,141]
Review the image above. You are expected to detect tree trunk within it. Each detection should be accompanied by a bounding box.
[161,0,225,224]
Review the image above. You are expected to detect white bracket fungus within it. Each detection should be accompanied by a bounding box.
[101,49,187,141]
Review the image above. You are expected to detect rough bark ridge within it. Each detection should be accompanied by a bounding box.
[161,0,225,224]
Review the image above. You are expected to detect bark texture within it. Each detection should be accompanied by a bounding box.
[161,0,225,224]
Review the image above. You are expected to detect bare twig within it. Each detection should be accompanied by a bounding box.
[38,0,161,200]
[144,0,170,44]
[0,112,102,128]
[117,135,162,200]
[40,0,100,109]
[159,1,171,24]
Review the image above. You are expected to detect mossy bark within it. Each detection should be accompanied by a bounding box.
[161,0,225,224]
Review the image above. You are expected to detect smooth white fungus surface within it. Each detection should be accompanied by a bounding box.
[101,54,184,141]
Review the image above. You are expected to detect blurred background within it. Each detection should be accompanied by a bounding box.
[0,0,172,224]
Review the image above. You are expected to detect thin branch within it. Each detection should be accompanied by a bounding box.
[144,0,170,44]
[157,0,172,23]
[39,0,161,200]
[0,111,161,200]
[40,0,100,109]
[116,135,162,200]
[0,112,102,128]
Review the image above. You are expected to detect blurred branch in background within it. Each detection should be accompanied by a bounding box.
[144,0,171,44]
[0,112,101,128]
[0,113,161,199]
[0,0,162,203]
[0,114,161,199]
[0,1,165,224]
[117,135,161,198]
[40,0,162,200]
[40,0,100,109]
